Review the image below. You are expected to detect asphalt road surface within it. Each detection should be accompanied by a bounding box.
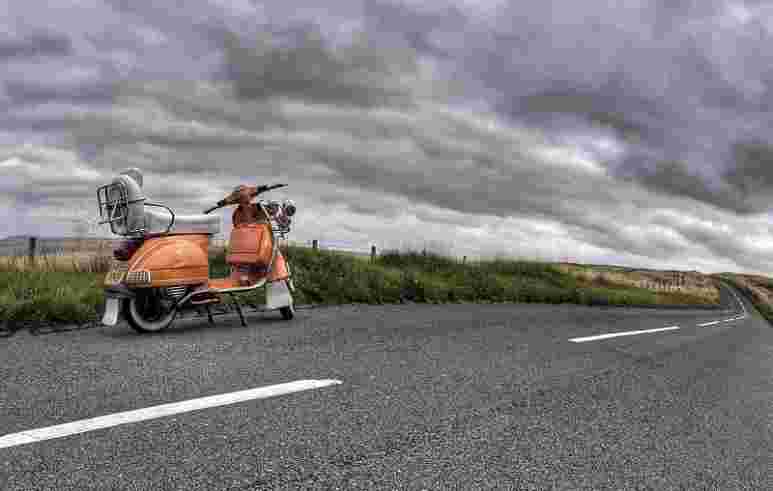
[1,283,771,490]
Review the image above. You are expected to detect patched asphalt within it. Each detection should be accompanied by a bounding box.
[0,283,771,490]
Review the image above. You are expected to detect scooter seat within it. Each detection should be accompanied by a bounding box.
[144,208,221,235]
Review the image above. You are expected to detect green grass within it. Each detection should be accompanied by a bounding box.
[0,245,720,330]
[0,271,105,326]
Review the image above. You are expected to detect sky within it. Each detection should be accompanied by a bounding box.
[3,0,773,273]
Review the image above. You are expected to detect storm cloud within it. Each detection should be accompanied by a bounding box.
[4,0,773,275]
[0,32,72,60]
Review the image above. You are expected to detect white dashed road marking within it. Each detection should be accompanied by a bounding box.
[0,379,343,450]
[569,326,681,343]
[571,282,749,343]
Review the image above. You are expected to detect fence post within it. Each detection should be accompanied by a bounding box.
[27,237,37,267]
[371,245,376,264]
[312,239,318,251]
[462,256,467,265]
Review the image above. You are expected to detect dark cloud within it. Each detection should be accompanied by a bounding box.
[362,0,467,59]
[433,0,773,215]
[0,33,72,60]
[622,158,751,214]
[4,81,117,106]
[723,140,773,212]
[725,140,773,192]
[8,0,773,273]
[220,24,419,108]
[511,79,669,145]
[0,117,78,133]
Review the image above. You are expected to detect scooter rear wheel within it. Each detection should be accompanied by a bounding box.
[124,288,177,333]
[280,304,295,320]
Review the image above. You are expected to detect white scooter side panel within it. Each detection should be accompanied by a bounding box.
[265,280,293,310]
[102,297,120,326]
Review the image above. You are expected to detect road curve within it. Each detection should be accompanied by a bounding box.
[0,282,771,490]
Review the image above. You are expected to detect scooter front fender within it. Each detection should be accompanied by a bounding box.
[266,280,293,310]
[102,285,136,326]
[101,295,123,326]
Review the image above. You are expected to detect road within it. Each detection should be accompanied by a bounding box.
[0,283,771,490]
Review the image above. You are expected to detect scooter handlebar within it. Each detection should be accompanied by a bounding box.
[203,184,287,213]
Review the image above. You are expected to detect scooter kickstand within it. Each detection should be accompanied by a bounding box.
[205,305,215,325]
[230,293,247,327]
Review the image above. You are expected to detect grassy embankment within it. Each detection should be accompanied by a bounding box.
[0,243,721,332]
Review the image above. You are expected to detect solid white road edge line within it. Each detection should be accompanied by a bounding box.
[722,282,747,317]
[0,379,343,450]
[569,326,680,343]
[697,283,748,326]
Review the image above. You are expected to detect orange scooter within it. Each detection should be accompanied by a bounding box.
[97,168,297,333]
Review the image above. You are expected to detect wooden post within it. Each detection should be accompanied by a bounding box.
[27,237,37,268]
[371,245,376,263]
[312,239,318,251]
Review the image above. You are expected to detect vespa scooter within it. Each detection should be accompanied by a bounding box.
[97,167,297,333]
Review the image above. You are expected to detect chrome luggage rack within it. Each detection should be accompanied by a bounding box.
[97,180,175,236]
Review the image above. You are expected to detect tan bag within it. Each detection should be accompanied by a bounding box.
[227,223,273,266]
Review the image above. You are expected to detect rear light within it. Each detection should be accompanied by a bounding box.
[114,239,143,260]
[125,270,152,285]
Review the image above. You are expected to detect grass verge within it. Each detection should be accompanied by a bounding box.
[0,244,722,333]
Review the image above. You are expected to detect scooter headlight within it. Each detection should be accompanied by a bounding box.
[282,199,296,217]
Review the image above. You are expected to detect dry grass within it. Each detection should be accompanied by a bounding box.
[0,240,724,328]
[719,274,773,310]
[0,252,113,273]
[558,264,720,303]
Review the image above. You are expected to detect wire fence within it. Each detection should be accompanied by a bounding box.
[0,236,377,259]
[0,237,714,292]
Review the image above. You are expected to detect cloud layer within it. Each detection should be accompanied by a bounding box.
[3,0,773,275]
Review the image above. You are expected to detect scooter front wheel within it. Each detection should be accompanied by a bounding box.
[123,288,177,333]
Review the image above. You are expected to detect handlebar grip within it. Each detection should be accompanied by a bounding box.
[258,184,287,193]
